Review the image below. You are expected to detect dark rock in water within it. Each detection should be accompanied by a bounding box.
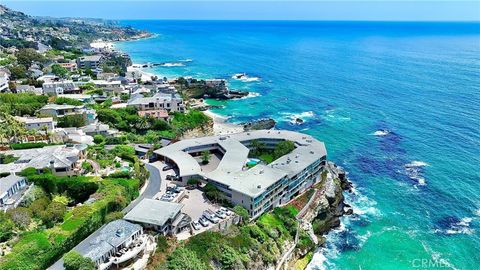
[242,118,276,131]
[344,208,354,215]
[295,118,304,124]
[216,90,249,99]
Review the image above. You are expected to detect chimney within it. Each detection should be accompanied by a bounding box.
[50,160,55,172]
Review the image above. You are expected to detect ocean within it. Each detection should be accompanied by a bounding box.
[116,21,480,269]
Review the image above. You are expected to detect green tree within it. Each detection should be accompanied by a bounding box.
[273,140,295,160]
[219,245,241,270]
[6,207,32,229]
[15,48,44,68]
[93,134,105,144]
[50,64,69,78]
[250,139,266,157]
[40,202,67,228]
[166,248,209,270]
[56,114,86,128]
[63,251,95,270]
[0,211,15,242]
[29,196,51,217]
[233,205,250,223]
[105,211,124,223]
[9,64,27,80]
[54,97,83,106]
[201,150,211,165]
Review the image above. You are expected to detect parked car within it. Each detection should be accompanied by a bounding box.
[220,207,233,216]
[191,221,201,230]
[203,211,220,223]
[215,210,227,219]
[163,165,173,171]
[166,175,179,181]
[198,217,210,227]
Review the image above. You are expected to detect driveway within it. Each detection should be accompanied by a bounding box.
[123,161,163,213]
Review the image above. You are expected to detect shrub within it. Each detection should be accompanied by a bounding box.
[56,114,86,128]
[81,161,93,173]
[157,235,169,253]
[233,205,250,223]
[167,248,210,270]
[40,202,67,228]
[63,251,95,270]
[0,153,19,164]
[29,197,51,217]
[105,211,124,223]
[54,97,82,106]
[0,211,15,242]
[10,142,47,150]
[273,140,295,160]
[6,207,32,229]
[93,134,105,144]
[108,171,131,178]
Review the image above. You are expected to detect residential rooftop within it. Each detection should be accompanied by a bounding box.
[0,145,86,173]
[78,55,103,62]
[75,220,142,263]
[123,198,183,227]
[0,174,25,196]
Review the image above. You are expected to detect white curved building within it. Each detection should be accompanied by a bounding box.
[155,130,327,218]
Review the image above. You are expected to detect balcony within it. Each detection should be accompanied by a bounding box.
[98,234,149,270]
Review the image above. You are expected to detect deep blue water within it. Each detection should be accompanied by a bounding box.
[116,21,480,269]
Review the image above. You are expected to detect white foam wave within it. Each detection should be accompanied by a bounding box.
[475,209,480,217]
[405,161,429,186]
[324,109,351,122]
[405,160,429,167]
[306,249,329,270]
[239,92,261,99]
[160,62,185,67]
[280,111,315,125]
[231,73,261,82]
[179,58,193,62]
[434,217,475,235]
[372,129,390,136]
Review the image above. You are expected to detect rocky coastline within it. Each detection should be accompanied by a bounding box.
[117,26,353,270]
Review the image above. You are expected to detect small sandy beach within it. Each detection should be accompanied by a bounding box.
[203,110,244,135]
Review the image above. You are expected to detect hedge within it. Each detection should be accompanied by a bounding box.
[10,142,48,150]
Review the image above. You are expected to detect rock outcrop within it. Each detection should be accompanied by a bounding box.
[242,118,276,131]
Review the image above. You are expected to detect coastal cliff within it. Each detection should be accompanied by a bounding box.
[147,162,352,270]
[284,162,353,270]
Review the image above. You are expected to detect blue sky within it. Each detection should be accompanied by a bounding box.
[3,1,480,21]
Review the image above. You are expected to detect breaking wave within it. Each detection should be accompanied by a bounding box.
[231,73,261,82]
[433,216,475,235]
[372,129,391,136]
[280,111,316,125]
[160,62,185,67]
[404,161,429,186]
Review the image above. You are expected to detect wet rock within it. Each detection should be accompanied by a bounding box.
[242,118,276,131]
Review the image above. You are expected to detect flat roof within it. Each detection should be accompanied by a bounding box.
[155,130,327,197]
[123,199,183,227]
[79,55,103,62]
[14,116,54,124]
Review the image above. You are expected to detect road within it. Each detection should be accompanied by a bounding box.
[48,161,163,270]
[123,161,163,213]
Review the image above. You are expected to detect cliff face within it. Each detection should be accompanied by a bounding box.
[286,163,353,270]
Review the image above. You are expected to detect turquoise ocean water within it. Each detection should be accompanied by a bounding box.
[116,21,480,269]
